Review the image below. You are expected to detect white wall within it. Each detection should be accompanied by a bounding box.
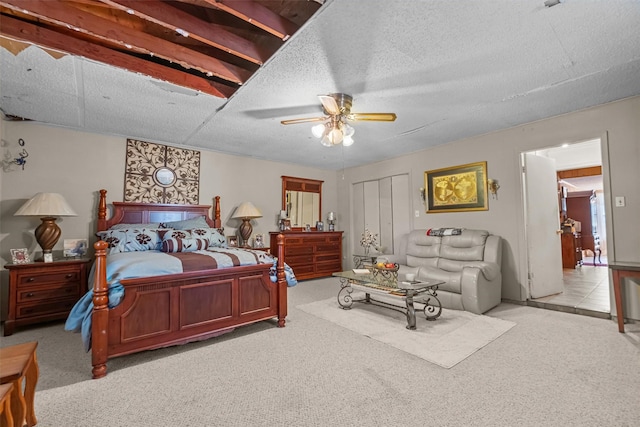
[338,96,640,320]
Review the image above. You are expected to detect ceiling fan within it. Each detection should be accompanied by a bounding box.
[280,93,397,147]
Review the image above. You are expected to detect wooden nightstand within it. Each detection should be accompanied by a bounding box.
[4,258,90,336]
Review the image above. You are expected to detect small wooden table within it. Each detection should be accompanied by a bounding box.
[609,261,640,333]
[0,341,39,427]
[0,384,14,427]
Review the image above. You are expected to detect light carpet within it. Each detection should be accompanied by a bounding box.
[297,296,516,368]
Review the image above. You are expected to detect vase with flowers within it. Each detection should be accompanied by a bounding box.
[360,228,378,255]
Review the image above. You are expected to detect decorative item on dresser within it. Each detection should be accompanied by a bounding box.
[14,192,78,262]
[327,212,336,231]
[70,190,288,379]
[4,258,90,336]
[269,231,343,280]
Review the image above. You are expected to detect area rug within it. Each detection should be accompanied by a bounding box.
[297,296,516,368]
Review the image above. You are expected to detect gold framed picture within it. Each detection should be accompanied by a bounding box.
[425,161,488,213]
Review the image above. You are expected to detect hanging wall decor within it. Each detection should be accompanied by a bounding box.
[424,161,488,213]
[124,139,200,204]
[1,138,29,172]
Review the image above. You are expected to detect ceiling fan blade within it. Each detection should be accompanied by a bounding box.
[348,113,397,122]
[318,95,341,115]
[281,116,328,125]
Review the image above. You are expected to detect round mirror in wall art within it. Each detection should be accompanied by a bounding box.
[154,167,177,187]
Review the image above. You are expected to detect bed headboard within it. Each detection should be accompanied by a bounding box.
[96,189,222,231]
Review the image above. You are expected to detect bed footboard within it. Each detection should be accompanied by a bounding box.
[91,238,287,379]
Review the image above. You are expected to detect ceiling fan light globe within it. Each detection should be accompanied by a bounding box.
[311,123,325,138]
[328,127,343,145]
[343,135,354,146]
[343,123,355,137]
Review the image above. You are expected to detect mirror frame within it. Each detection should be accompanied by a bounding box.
[282,176,323,230]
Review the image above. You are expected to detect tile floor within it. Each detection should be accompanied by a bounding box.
[529,257,610,319]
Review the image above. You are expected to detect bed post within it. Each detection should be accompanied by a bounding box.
[213,196,221,228]
[97,189,107,231]
[91,240,109,379]
[276,233,287,327]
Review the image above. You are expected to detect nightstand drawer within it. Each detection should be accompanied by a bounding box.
[17,270,80,287]
[18,284,80,303]
[17,298,78,319]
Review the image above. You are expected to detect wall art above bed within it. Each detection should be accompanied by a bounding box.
[124,139,201,204]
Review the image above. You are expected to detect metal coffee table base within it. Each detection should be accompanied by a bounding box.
[337,280,442,330]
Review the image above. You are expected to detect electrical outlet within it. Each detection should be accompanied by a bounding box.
[415,210,420,218]
[615,196,626,207]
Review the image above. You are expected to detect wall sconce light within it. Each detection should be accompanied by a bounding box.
[419,187,426,203]
[487,179,500,199]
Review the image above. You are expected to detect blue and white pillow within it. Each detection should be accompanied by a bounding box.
[188,228,227,248]
[96,228,164,254]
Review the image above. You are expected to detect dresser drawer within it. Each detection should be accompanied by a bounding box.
[285,246,313,256]
[316,253,341,262]
[17,298,78,319]
[286,255,315,266]
[17,270,80,287]
[18,284,80,303]
[315,261,342,274]
[315,243,340,253]
[288,264,315,276]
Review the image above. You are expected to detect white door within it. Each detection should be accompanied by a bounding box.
[524,153,564,298]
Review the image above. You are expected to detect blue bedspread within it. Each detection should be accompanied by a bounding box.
[65,248,297,351]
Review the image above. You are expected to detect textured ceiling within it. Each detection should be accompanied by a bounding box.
[1,0,640,170]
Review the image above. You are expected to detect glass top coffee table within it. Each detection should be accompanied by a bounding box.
[332,270,443,330]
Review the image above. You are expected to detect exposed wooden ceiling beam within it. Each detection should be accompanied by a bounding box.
[201,0,299,40]
[0,15,234,98]
[99,0,276,65]
[0,0,251,85]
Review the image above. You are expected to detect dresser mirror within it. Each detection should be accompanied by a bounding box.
[282,176,323,229]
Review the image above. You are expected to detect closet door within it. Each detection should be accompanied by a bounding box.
[352,174,410,258]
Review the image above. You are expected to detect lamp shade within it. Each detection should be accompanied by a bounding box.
[232,201,262,219]
[14,192,77,217]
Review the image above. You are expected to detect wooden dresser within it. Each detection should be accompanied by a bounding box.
[4,258,90,336]
[269,231,343,280]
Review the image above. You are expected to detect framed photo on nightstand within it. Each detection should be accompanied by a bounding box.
[10,248,30,264]
[227,236,238,247]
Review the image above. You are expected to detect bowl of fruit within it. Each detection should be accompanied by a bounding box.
[374,261,399,272]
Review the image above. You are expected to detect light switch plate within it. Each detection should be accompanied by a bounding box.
[615,196,625,207]
[415,210,420,217]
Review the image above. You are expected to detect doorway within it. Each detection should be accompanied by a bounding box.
[523,138,611,318]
